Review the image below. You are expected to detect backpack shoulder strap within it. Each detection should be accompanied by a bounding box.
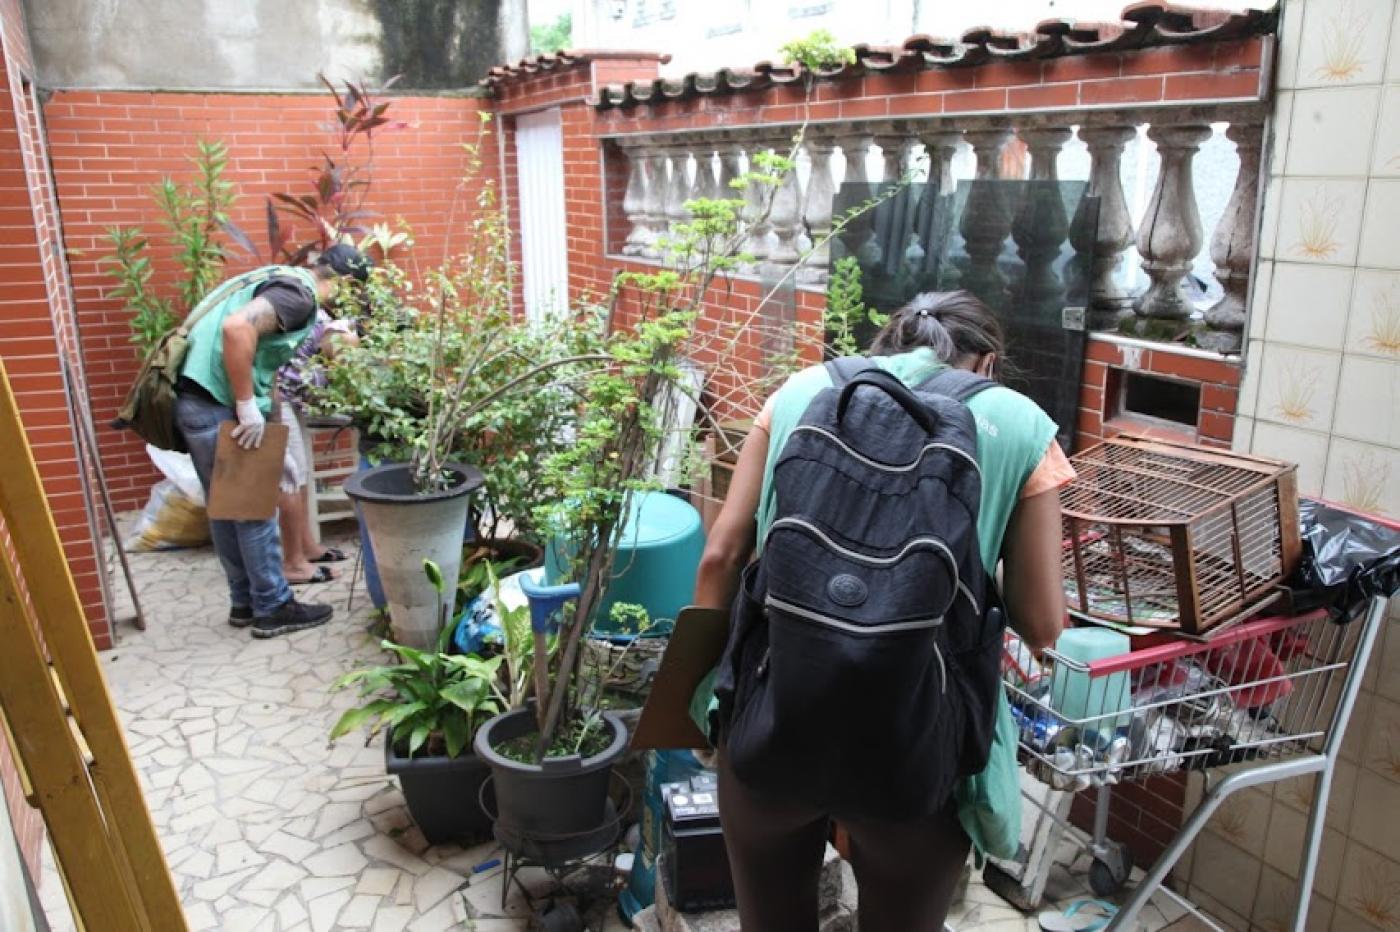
[916,366,996,403]
[175,266,283,337]
[824,356,875,388]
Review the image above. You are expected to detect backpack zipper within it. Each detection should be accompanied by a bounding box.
[763,597,948,694]
[792,424,982,479]
[769,517,965,616]
[766,595,943,634]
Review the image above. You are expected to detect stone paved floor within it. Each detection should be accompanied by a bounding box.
[35,525,1218,931]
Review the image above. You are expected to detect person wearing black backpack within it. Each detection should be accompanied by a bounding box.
[693,291,1071,931]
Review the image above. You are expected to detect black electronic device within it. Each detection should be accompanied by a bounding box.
[660,774,734,912]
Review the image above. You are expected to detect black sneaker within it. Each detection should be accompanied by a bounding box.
[229,606,254,628]
[251,599,333,639]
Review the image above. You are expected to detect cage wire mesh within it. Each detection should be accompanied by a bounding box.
[1061,437,1300,634]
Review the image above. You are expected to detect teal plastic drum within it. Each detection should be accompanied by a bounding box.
[545,491,705,637]
[1050,627,1133,735]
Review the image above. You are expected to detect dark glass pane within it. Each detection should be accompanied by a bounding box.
[831,179,1100,451]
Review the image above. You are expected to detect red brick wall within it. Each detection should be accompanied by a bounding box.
[0,0,102,881]
[1076,334,1241,453]
[491,43,1262,434]
[44,90,494,510]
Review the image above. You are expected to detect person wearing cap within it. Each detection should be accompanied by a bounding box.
[174,244,371,639]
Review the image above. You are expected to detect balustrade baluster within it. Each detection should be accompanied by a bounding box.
[640,141,669,260]
[1135,123,1212,328]
[1202,122,1262,354]
[1072,125,1138,329]
[1013,126,1073,313]
[960,128,1014,306]
[663,143,695,261]
[835,132,879,269]
[800,133,837,283]
[740,134,774,267]
[915,129,963,285]
[768,140,805,267]
[620,143,651,257]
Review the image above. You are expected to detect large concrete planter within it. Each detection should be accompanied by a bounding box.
[344,462,482,648]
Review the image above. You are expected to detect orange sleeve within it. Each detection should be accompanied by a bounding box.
[753,394,777,434]
[1020,440,1076,500]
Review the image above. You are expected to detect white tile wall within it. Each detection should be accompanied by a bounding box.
[1264,262,1356,350]
[1294,0,1397,90]
[1256,342,1344,431]
[1249,258,1276,341]
[1332,354,1400,445]
[1288,86,1382,177]
[1251,420,1331,494]
[1357,179,1400,269]
[1345,270,1400,358]
[1277,177,1368,266]
[1322,436,1400,515]
[1369,85,1400,178]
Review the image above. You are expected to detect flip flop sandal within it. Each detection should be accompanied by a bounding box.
[309,547,348,564]
[289,566,335,585]
[1038,899,1118,932]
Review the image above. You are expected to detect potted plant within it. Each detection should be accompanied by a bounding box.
[470,29,887,846]
[319,116,605,645]
[329,562,505,843]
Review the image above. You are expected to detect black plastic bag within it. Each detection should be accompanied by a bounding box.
[1288,499,1400,622]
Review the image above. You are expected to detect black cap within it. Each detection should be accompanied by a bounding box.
[318,243,372,282]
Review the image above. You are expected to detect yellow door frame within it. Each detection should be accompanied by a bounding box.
[0,357,185,931]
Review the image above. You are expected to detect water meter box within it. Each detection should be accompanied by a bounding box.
[661,773,734,912]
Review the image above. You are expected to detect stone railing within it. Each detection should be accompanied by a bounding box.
[607,106,1266,353]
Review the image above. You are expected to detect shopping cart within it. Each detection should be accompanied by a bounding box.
[1001,591,1391,932]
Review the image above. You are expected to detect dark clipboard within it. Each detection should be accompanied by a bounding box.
[206,421,289,521]
[629,606,729,751]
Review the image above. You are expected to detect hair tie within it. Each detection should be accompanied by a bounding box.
[916,308,931,318]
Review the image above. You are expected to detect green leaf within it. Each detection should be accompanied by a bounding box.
[441,714,469,758]
[408,723,430,757]
[328,705,378,740]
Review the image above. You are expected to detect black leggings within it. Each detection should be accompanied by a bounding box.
[718,747,970,932]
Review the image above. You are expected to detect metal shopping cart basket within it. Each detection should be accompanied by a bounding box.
[999,590,1391,931]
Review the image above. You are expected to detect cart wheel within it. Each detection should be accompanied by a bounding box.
[1089,843,1133,897]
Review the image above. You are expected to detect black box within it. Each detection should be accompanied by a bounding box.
[661,775,734,912]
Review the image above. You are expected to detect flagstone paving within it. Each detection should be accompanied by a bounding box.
[35,524,1208,930]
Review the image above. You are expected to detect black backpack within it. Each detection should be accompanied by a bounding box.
[715,358,1006,819]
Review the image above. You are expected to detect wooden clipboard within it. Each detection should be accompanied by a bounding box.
[206,421,289,521]
[630,606,729,751]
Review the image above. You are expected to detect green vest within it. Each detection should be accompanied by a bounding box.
[179,266,319,413]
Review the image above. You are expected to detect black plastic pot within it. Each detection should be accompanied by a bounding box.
[474,707,628,844]
[385,728,494,845]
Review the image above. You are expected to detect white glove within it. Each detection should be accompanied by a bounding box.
[230,398,266,450]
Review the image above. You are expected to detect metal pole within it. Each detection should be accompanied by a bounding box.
[1289,594,1388,932]
[72,385,146,630]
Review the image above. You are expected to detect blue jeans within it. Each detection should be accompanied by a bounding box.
[176,391,292,616]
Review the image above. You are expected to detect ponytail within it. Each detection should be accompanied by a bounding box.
[869,291,1006,380]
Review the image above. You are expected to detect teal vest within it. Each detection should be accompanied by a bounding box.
[179,266,319,413]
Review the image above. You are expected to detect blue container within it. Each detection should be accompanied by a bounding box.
[618,749,709,923]
[545,491,705,636]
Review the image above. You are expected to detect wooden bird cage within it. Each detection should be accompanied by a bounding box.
[1060,436,1302,635]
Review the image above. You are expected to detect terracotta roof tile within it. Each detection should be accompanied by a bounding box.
[586,0,1275,109]
[481,49,670,89]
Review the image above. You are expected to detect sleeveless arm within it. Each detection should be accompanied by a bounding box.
[692,428,768,610]
[1002,458,1068,651]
